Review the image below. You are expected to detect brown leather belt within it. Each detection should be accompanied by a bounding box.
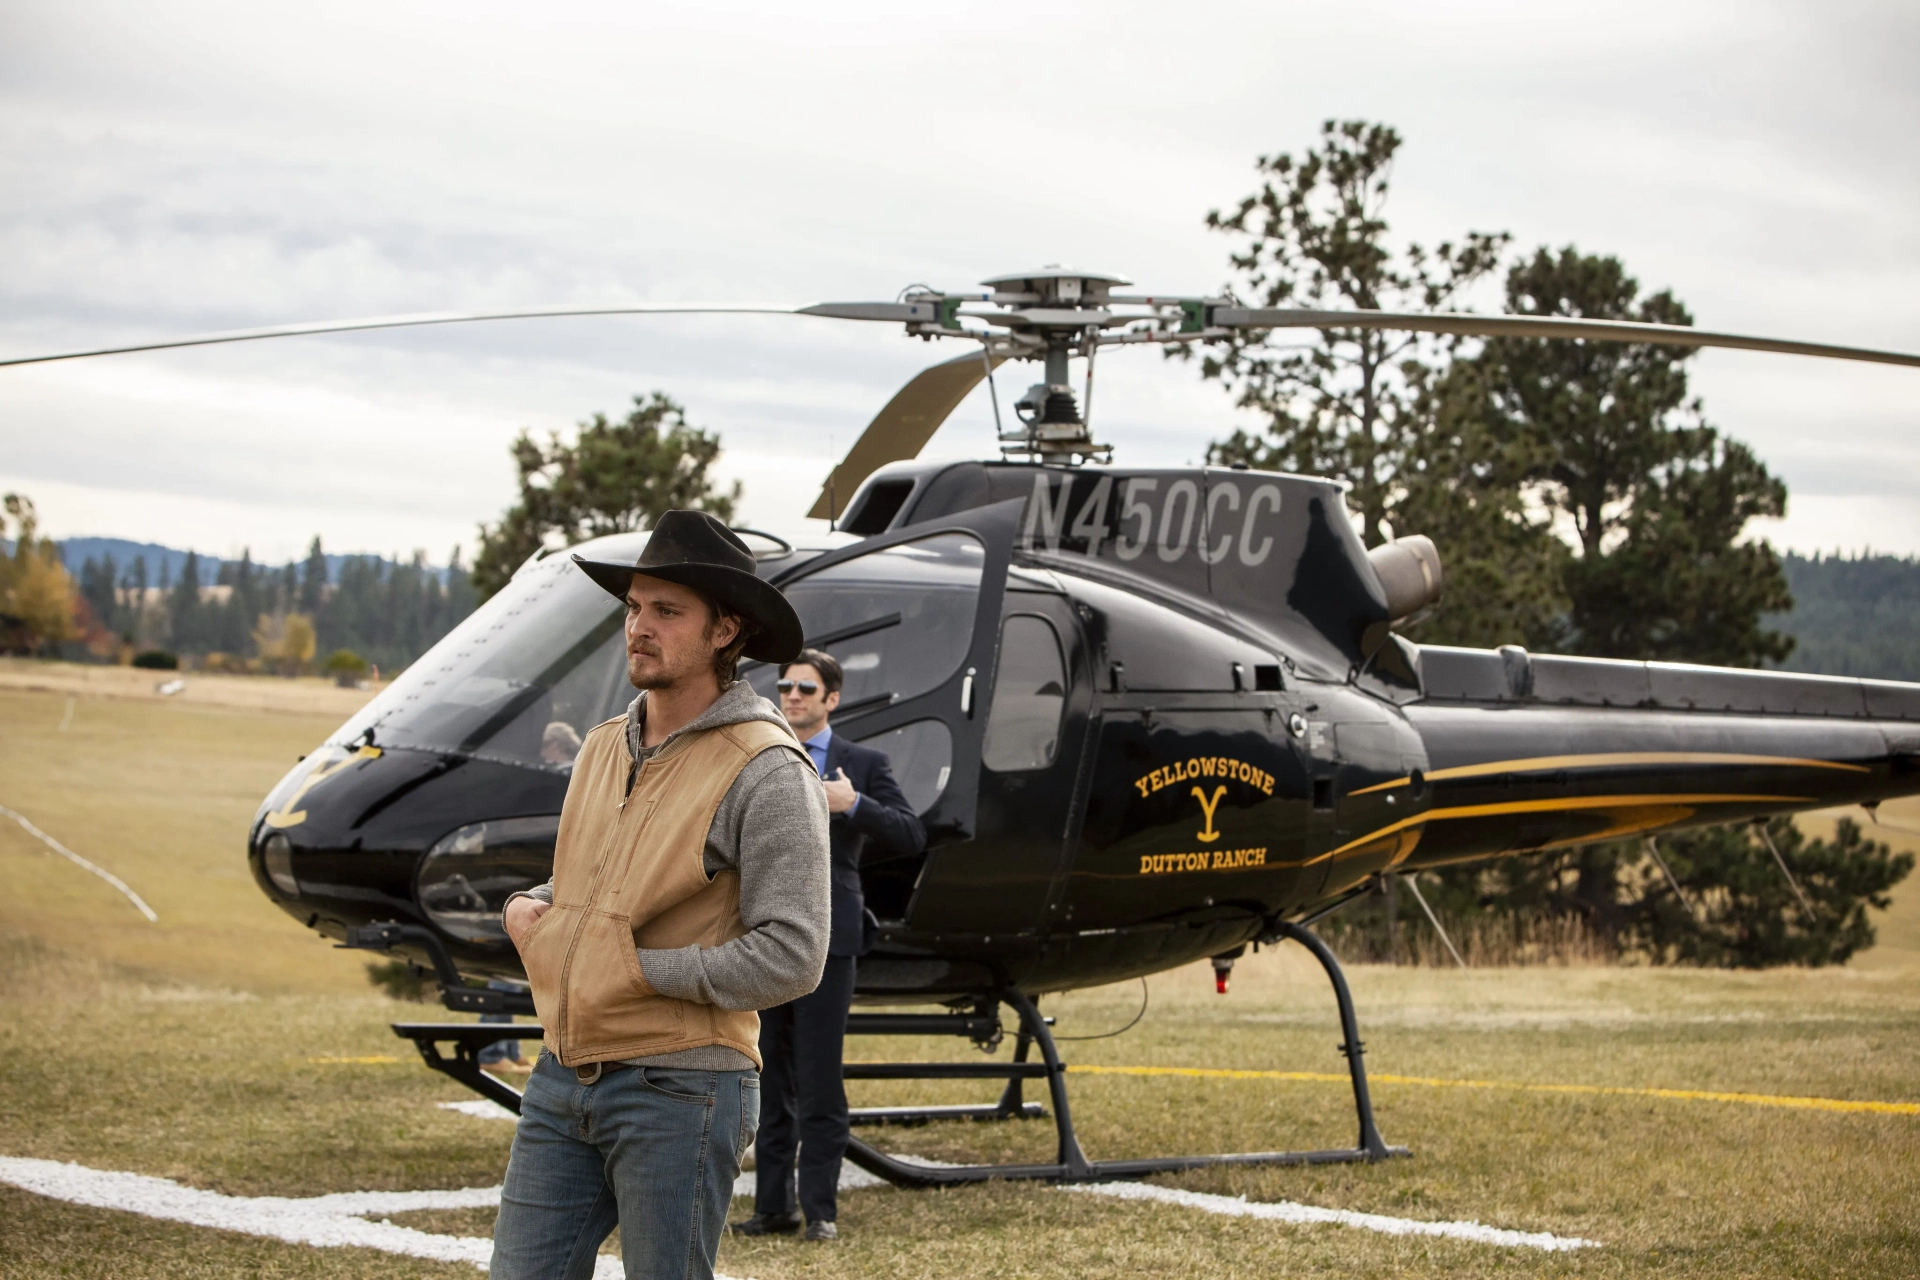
[573,1061,632,1085]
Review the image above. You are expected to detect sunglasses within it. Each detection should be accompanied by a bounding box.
[776,679,822,696]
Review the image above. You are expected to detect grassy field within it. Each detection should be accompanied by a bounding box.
[1,668,1917,1278]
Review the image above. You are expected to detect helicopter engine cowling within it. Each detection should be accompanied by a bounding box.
[1367,535,1443,621]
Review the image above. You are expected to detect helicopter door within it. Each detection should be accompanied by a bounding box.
[1061,702,1314,935]
[755,497,1023,849]
[896,590,1094,936]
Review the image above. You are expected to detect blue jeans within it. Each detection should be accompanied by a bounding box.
[479,980,526,1064]
[492,1053,759,1280]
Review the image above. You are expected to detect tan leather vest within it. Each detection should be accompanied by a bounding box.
[519,711,805,1068]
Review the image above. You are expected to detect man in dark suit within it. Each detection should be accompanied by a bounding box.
[729,647,926,1242]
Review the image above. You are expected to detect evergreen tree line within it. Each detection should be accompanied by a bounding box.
[72,536,478,674]
[1199,120,1911,965]
[1770,552,1920,683]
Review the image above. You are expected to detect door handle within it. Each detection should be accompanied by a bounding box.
[961,667,976,716]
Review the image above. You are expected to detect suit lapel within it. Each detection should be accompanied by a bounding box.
[824,731,848,781]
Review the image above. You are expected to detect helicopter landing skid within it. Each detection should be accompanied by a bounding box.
[842,922,1407,1187]
[384,923,1405,1185]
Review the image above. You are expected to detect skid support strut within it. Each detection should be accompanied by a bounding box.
[390,1021,537,1114]
[841,923,1405,1187]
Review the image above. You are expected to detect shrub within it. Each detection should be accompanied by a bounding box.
[323,648,370,687]
[365,959,435,1002]
[131,650,179,670]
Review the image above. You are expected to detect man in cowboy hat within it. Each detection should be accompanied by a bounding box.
[492,509,830,1280]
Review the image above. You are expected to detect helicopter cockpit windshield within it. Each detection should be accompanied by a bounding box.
[326,539,638,769]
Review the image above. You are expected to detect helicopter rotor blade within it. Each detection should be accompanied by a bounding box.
[0,304,813,368]
[1211,308,1920,369]
[808,349,1006,522]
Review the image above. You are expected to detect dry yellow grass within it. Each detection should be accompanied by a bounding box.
[0,684,373,993]
[0,656,376,718]
[2,681,1917,1278]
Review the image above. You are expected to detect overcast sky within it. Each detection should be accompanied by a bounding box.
[2,0,1916,566]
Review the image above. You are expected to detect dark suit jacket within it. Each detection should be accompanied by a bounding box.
[820,732,926,956]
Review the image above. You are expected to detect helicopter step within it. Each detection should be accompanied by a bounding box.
[389,1021,538,1115]
[841,1009,1049,1127]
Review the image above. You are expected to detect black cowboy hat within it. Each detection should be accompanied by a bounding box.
[571,510,803,663]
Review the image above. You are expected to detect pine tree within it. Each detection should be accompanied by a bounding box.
[1196,120,1565,650]
[473,392,740,600]
[300,537,328,616]
[1475,247,1793,666]
[169,551,203,652]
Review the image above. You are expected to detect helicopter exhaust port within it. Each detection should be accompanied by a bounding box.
[1211,945,1246,994]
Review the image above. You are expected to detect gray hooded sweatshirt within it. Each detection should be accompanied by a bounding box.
[516,678,831,1071]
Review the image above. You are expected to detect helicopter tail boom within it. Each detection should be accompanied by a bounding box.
[1374,647,1920,871]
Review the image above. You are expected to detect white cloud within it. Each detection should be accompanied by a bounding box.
[1,0,1916,556]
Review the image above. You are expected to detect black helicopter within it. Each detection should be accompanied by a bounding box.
[12,267,1920,1185]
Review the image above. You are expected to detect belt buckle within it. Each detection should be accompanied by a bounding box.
[575,1063,603,1085]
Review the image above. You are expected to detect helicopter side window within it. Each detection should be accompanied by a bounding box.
[982,614,1067,772]
[853,719,954,814]
[748,533,985,716]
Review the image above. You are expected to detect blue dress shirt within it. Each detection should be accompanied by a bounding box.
[804,725,858,814]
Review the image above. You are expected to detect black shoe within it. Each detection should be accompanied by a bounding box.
[727,1212,801,1237]
[804,1220,838,1242]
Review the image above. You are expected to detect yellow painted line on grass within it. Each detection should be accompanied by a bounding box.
[1066,1064,1919,1116]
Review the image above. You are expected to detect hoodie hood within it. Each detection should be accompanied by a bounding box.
[625,679,796,762]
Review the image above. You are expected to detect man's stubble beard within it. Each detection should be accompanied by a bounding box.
[627,641,709,691]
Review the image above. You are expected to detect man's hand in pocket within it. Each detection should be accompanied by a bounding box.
[504,896,552,949]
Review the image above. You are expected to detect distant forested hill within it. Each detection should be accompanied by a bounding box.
[1769,553,1920,682]
[25,535,477,673]
[50,536,458,587]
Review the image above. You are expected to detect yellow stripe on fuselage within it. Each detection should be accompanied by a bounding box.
[1323,792,1811,863]
[1350,752,1867,797]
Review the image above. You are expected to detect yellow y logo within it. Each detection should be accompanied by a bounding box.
[265,745,381,829]
[1192,785,1227,843]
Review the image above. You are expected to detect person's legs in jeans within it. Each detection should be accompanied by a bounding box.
[491,1055,619,1280]
[793,954,855,1225]
[476,1013,519,1066]
[495,1057,758,1280]
[477,981,524,1066]
[601,1066,757,1277]
[752,1002,799,1219]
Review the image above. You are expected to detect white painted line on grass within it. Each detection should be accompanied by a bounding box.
[1064,1180,1599,1251]
[439,1099,517,1121]
[0,1156,761,1279]
[0,803,158,922]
